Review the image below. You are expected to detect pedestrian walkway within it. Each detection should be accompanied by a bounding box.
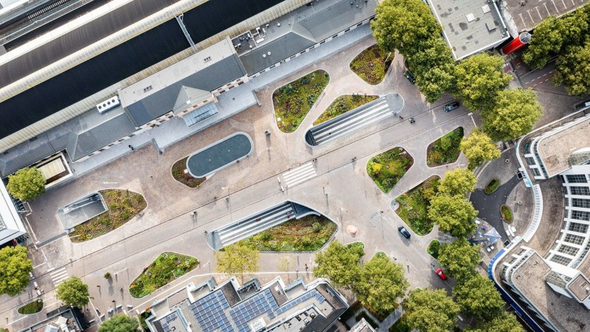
[48,267,69,287]
[305,93,403,146]
[282,162,318,188]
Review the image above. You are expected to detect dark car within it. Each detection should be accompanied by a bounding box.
[444,101,460,112]
[403,70,416,85]
[398,226,411,239]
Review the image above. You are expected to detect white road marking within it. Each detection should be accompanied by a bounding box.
[552,0,560,12]
[49,267,69,286]
[282,163,317,188]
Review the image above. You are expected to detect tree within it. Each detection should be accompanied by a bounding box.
[428,194,477,238]
[482,89,542,141]
[408,38,456,102]
[453,274,505,320]
[314,241,364,289]
[6,167,45,201]
[467,312,523,332]
[453,53,511,112]
[553,41,590,96]
[56,276,90,308]
[438,168,476,197]
[460,129,501,170]
[404,288,460,332]
[354,252,408,316]
[437,238,480,282]
[0,246,33,296]
[98,314,140,332]
[371,0,442,55]
[215,242,260,283]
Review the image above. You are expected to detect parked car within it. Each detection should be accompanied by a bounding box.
[403,70,416,85]
[398,226,411,239]
[435,268,447,280]
[444,101,460,112]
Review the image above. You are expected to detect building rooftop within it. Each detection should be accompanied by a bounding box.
[537,117,590,178]
[506,250,590,332]
[568,273,590,303]
[146,277,347,332]
[502,0,589,33]
[237,0,376,75]
[429,0,509,60]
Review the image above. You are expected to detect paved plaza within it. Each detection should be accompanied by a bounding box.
[2,36,476,330]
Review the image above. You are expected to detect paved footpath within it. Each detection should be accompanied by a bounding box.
[1,36,477,330]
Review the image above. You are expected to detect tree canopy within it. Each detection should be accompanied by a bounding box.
[0,246,33,297]
[453,274,505,320]
[553,40,590,96]
[437,238,480,282]
[56,276,90,308]
[428,194,477,238]
[6,167,46,201]
[438,168,477,197]
[371,0,442,55]
[354,252,408,316]
[466,312,523,332]
[404,288,460,332]
[98,314,141,332]
[482,89,542,141]
[215,242,260,282]
[453,53,511,112]
[407,38,456,102]
[314,241,364,289]
[460,129,501,170]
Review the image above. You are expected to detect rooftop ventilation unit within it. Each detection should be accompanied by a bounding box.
[96,96,120,113]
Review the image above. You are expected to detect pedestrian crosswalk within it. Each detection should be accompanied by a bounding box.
[282,162,317,188]
[49,267,69,286]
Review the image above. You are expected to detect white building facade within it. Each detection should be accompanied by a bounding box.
[0,180,26,245]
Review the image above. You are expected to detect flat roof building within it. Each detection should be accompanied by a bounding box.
[144,277,348,332]
[428,0,509,60]
[500,0,589,35]
[0,176,26,245]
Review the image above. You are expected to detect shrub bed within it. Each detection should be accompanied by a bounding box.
[485,178,500,194]
[172,157,206,188]
[350,45,393,85]
[69,190,147,242]
[395,176,440,235]
[367,148,413,193]
[501,205,513,223]
[273,70,330,133]
[17,300,43,314]
[130,252,199,298]
[235,215,336,251]
[427,240,440,259]
[426,127,464,167]
[314,94,378,125]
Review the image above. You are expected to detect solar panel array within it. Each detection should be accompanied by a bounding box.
[275,290,325,315]
[230,289,278,332]
[160,312,178,332]
[190,291,234,332]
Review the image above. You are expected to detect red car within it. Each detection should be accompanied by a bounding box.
[435,268,447,280]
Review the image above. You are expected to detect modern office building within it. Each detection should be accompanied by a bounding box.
[428,0,509,60]
[143,277,348,332]
[0,0,376,179]
[0,176,26,245]
[491,114,590,332]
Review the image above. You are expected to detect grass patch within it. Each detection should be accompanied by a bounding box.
[355,311,379,330]
[367,147,413,193]
[273,70,329,133]
[69,189,147,243]
[350,45,393,85]
[426,127,464,167]
[314,94,378,125]
[395,176,440,235]
[235,215,336,251]
[389,314,411,332]
[130,252,199,298]
[17,300,43,315]
[172,157,206,188]
[427,240,440,259]
[485,178,500,194]
[501,205,513,223]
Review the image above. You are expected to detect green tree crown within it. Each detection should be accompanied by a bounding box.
[453,274,505,320]
[438,168,477,197]
[56,276,90,308]
[437,238,480,282]
[466,312,523,332]
[313,241,364,289]
[482,89,542,141]
[98,314,141,332]
[404,288,460,332]
[427,194,478,238]
[6,168,46,201]
[0,246,33,297]
[215,242,260,283]
[460,129,501,170]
